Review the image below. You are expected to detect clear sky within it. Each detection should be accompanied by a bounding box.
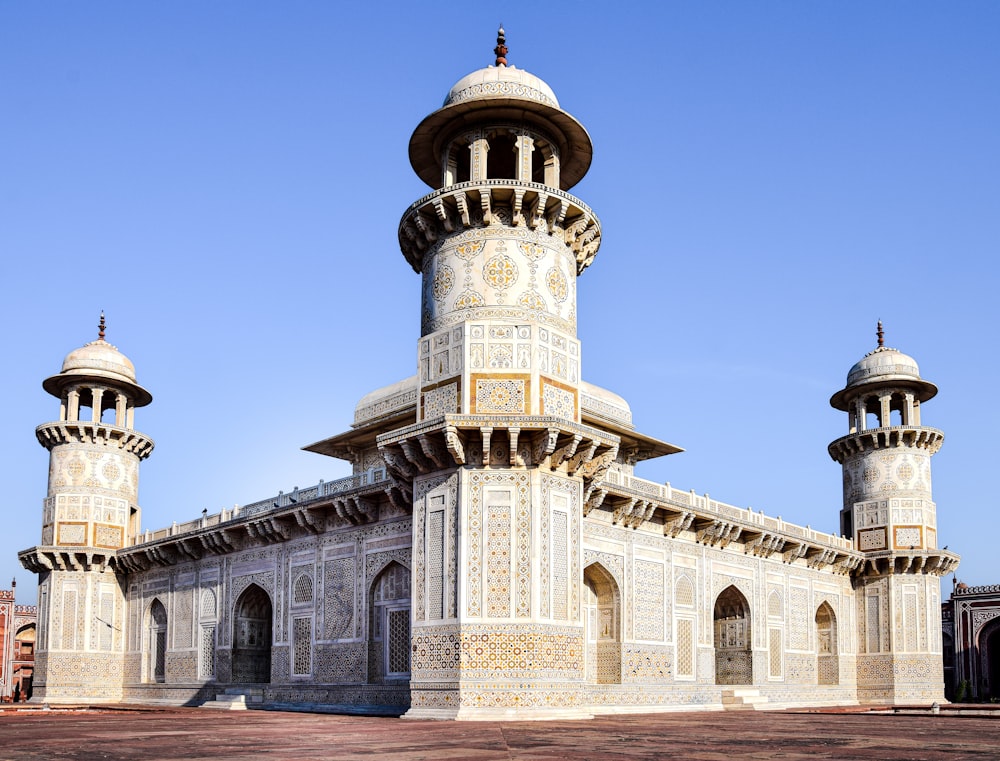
[2,2,997,606]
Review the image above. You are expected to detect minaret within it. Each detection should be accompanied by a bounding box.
[388,30,619,719]
[19,314,154,703]
[828,322,958,704]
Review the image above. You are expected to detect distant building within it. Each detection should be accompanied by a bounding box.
[0,580,37,702]
[942,582,1000,701]
[19,30,959,717]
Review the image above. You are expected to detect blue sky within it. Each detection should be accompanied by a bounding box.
[2,2,997,605]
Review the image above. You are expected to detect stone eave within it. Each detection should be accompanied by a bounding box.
[582,470,865,575]
[593,419,682,462]
[113,477,406,572]
[303,410,416,461]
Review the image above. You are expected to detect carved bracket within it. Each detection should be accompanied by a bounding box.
[664,511,695,539]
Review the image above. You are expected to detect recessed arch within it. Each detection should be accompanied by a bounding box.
[584,562,621,684]
[816,601,839,685]
[714,585,752,685]
[982,619,1000,701]
[767,589,783,618]
[674,574,695,608]
[232,584,272,683]
[292,572,314,605]
[368,561,411,682]
[144,598,167,684]
[13,623,36,699]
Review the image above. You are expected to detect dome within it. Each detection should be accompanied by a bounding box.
[42,317,152,406]
[354,375,417,425]
[845,346,923,389]
[443,66,559,108]
[408,30,593,191]
[829,324,937,411]
[60,339,139,385]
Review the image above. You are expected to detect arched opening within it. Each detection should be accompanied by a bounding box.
[446,140,471,185]
[145,599,167,684]
[232,584,272,684]
[942,631,956,700]
[987,627,1000,701]
[368,562,410,683]
[487,131,517,180]
[77,388,95,424]
[889,392,906,426]
[815,602,839,685]
[863,396,881,430]
[584,563,621,684]
[12,623,35,700]
[530,137,559,186]
[714,585,752,685]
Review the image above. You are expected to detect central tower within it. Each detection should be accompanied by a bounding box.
[388,30,619,719]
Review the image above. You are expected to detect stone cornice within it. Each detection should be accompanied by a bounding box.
[594,475,864,575]
[66,471,408,573]
[35,421,155,459]
[855,549,960,578]
[377,414,619,479]
[18,546,115,574]
[398,181,600,275]
[827,425,944,463]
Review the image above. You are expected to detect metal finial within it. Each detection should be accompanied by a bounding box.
[876,320,884,348]
[98,311,106,341]
[494,25,508,67]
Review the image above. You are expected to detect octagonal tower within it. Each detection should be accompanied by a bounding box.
[389,31,617,719]
[309,29,677,720]
[19,314,154,703]
[400,27,600,426]
[828,322,958,704]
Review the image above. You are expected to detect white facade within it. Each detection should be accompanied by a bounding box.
[20,32,958,717]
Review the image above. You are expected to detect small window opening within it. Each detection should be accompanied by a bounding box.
[488,132,517,180]
[451,142,470,184]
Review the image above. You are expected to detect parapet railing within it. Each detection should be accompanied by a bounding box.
[954,584,1000,596]
[130,467,388,544]
[602,469,851,550]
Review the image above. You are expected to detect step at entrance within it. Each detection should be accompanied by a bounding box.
[721,687,769,711]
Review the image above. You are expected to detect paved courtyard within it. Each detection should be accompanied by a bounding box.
[0,707,999,760]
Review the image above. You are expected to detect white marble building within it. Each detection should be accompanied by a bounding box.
[19,30,958,718]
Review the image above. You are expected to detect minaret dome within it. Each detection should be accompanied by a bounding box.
[407,29,593,192]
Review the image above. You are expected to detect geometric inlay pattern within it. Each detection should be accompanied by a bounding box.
[475,378,525,414]
[541,381,575,419]
[423,382,458,419]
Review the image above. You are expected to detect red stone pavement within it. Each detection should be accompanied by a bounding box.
[0,706,999,760]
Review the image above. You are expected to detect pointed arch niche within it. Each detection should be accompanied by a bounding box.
[816,602,839,685]
[368,561,411,683]
[232,584,272,683]
[583,563,621,685]
[714,585,752,685]
[144,598,167,684]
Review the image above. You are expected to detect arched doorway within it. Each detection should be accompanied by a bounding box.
[145,599,167,684]
[816,602,839,685]
[987,626,1000,700]
[583,563,621,684]
[13,623,36,700]
[232,584,272,683]
[368,562,411,683]
[714,585,752,685]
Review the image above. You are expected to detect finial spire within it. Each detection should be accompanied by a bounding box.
[876,320,884,348]
[494,25,508,67]
[98,311,106,341]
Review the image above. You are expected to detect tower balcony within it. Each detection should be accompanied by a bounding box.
[827,425,944,463]
[35,420,154,459]
[398,180,601,275]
